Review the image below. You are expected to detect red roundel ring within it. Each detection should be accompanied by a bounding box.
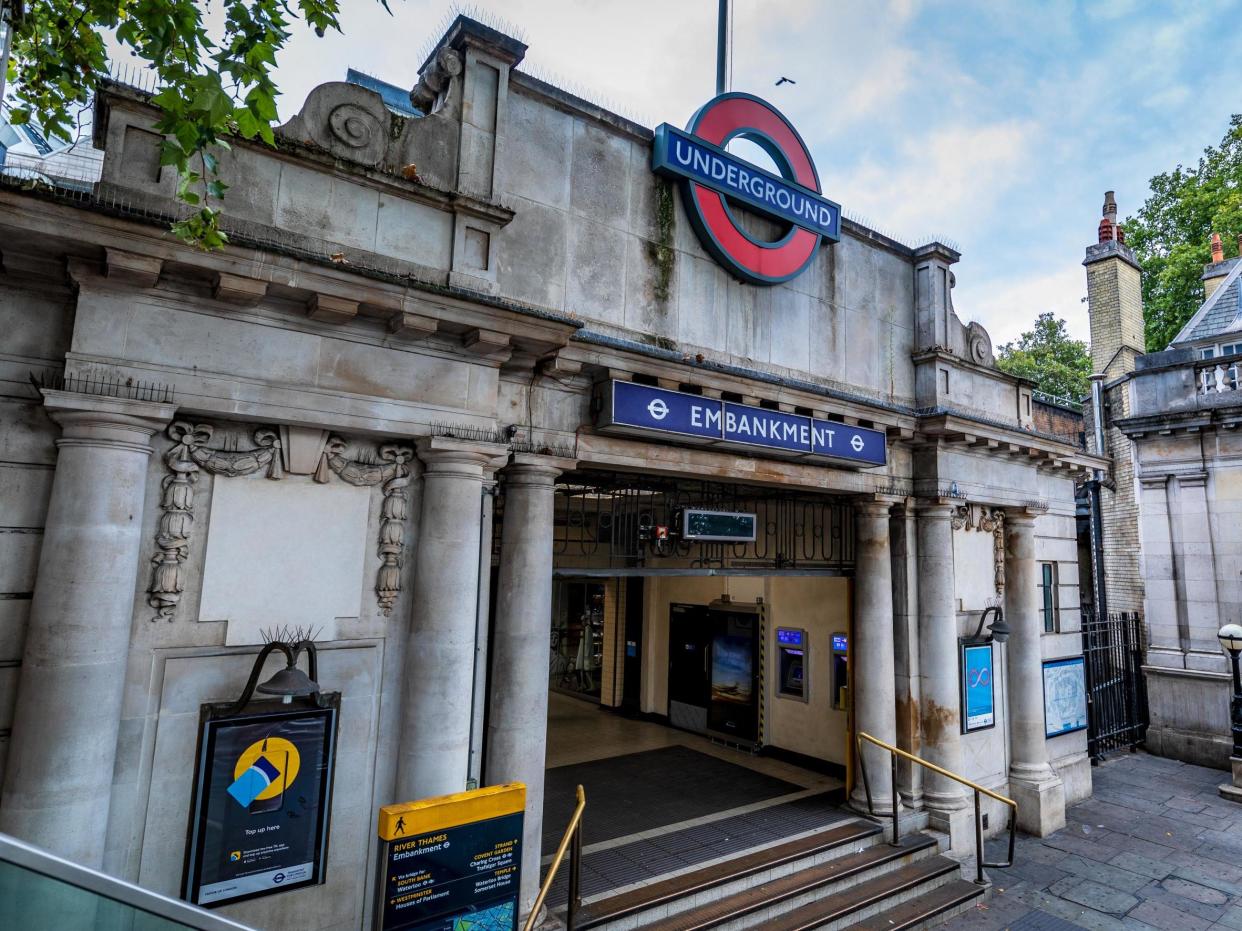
[683,93,822,285]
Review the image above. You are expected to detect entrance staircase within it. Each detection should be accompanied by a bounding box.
[562,817,986,930]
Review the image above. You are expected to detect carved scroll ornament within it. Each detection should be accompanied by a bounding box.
[147,421,414,622]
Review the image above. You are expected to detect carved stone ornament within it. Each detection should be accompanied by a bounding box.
[966,321,994,367]
[949,503,1006,594]
[147,421,414,622]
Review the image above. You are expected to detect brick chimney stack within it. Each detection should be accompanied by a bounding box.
[1085,190,1144,378]
[1204,231,1233,300]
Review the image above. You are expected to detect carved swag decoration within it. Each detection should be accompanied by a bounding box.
[950,503,1006,595]
[148,422,414,622]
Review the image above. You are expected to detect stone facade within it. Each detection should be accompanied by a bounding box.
[0,16,1102,929]
[1084,194,1242,768]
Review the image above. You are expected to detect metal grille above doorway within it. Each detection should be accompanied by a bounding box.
[530,470,855,573]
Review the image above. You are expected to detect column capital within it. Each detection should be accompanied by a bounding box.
[503,452,576,487]
[1004,509,1039,529]
[416,435,510,476]
[914,497,958,518]
[43,389,176,456]
[1138,473,1171,490]
[854,495,900,518]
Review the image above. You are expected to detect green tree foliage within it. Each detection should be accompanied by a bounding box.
[996,312,1092,403]
[3,0,386,248]
[1123,115,1242,351]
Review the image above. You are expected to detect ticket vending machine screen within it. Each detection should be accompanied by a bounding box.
[776,627,807,700]
[831,633,848,711]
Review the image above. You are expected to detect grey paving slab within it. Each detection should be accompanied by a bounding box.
[945,752,1242,931]
[1048,876,1140,915]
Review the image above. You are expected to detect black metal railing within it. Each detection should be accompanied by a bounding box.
[1083,609,1149,761]
[855,732,1016,886]
[524,785,585,931]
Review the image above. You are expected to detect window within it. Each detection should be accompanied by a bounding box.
[1040,562,1059,633]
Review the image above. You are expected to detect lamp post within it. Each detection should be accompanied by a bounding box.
[1217,624,1242,802]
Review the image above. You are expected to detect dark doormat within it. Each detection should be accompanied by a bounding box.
[542,745,803,854]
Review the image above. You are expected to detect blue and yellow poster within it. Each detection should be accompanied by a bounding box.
[961,642,996,733]
[183,701,338,908]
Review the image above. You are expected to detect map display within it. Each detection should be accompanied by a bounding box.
[1042,657,1088,738]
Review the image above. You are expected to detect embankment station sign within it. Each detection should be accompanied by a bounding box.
[597,380,885,467]
[653,93,841,285]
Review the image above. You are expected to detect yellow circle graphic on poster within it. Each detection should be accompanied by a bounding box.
[233,737,301,800]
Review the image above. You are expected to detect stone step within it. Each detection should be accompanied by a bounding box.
[574,820,884,930]
[757,855,965,931]
[629,833,940,931]
[849,878,989,930]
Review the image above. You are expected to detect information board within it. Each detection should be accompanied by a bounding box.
[960,642,996,733]
[375,784,525,931]
[183,699,339,908]
[1043,657,1088,738]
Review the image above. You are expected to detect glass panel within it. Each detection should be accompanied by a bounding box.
[1201,347,1216,359]
[0,858,196,930]
[1042,563,1056,632]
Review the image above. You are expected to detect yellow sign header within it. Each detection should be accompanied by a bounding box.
[377,783,526,842]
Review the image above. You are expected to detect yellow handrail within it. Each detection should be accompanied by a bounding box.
[855,731,1016,885]
[856,732,1015,809]
[523,784,586,931]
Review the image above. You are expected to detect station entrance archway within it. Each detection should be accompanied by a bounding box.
[510,470,864,898]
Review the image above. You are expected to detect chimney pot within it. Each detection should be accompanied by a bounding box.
[1212,232,1224,264]
[1098,218,1113,244]
[1103,190,1118,224]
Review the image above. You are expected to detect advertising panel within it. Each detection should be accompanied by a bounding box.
[183,699,339,908]
[960,642,996,733]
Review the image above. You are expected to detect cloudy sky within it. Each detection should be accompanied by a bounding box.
[248,1,1241,344]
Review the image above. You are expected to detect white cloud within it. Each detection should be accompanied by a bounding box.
[956,264,1090,347]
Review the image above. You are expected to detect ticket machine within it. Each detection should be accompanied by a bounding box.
[831,632,848,710]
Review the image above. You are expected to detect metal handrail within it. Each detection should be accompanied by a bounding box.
[523,784,586,931]
[855,732,1016,886]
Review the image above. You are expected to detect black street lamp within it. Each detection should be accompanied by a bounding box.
[225,638,323,716]
[1219,624,1242,759]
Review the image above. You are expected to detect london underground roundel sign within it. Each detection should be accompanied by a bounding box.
[652,93,841,286]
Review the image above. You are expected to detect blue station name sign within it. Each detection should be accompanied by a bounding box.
[652,126,841,240]
[596,380,886,468]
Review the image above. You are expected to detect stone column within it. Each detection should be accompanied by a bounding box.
[915,500,970,843]
[396,437,508,802]
[891,506,924,811]
[850,500,901,816]
[485,454,573,918]
[1004,510,1066,836]
[0,391,174,867]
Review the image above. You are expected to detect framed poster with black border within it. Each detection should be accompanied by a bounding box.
[959,641,996,733]
[182,694,340,909]
[1042,656,1088,738]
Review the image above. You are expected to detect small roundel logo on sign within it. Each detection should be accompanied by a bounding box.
[652,93,841,286]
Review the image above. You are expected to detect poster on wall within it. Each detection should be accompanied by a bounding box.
[1043,657,1088,738]
[183,699,339,908]
[960,642,996,733]
[374,783,524,931]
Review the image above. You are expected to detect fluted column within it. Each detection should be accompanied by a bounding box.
[396,437,508,802]
[485,454,573,917]
[1004,510,1066,835]
[915,501,969,823]
[850,499,901,815]
[0,391,174,866]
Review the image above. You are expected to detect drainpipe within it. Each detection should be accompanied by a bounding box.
[1089,374,1109,622]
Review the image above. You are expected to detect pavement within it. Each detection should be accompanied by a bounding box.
[944,751,1242,930]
